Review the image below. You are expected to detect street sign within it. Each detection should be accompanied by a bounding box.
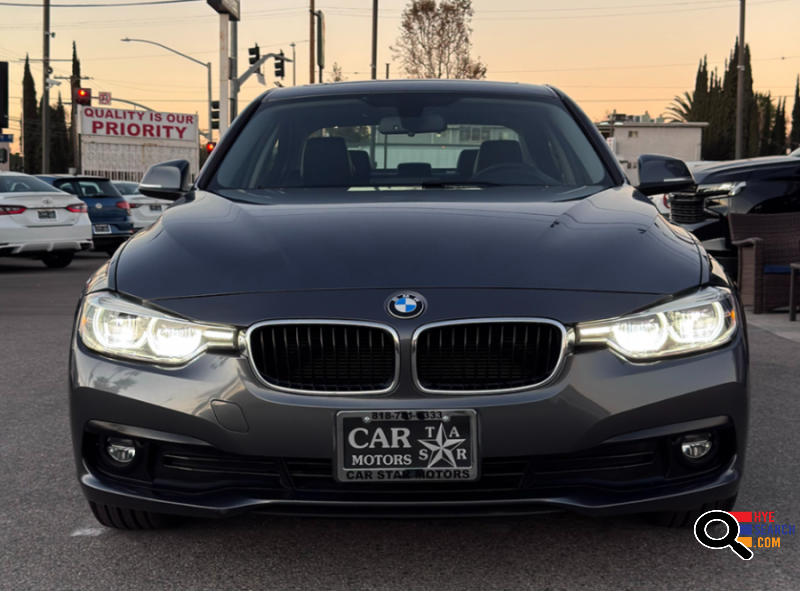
[207,0,240,21]
[98,92,111,105]
[0,133,13,142]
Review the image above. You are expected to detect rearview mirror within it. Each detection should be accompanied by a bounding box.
[139,159,191,200]
[636,154,695,196]
[378,114,447,136]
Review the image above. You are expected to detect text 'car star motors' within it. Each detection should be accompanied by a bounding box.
[0,172,92,268]
[70,80,748,531]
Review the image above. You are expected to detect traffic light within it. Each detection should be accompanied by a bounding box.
[248,44,260,67]
[210,100,219,130]
[274,50,285,79]
[74,87,92,106]
[205,142,216,153]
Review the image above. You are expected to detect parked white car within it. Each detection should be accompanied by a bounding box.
[112,181,171,231]
[0,172,92,268]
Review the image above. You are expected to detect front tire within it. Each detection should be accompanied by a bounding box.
[41,252,74,268]
[89,501,173,530]
[647,494,737,528]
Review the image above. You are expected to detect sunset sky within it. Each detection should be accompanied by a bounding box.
[2,0,799,151]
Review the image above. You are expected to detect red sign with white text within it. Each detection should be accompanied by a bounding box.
[80,106,198,142]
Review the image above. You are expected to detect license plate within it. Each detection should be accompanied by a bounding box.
[38,209,56,220]
[93,224,111,235]
[336,410,478,482]
[149,204,162,212]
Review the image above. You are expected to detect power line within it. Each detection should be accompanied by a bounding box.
[0,0,200,6]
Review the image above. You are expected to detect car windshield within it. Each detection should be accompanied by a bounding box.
[57,179,123,199]
[0,175,66,193]
[209,92,613,199]
[114,182,140,195]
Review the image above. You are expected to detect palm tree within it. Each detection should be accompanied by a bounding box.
[666,91,695,122]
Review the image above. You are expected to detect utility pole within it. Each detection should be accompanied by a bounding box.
[309,0,316,83]
[735,0,746,159]
[371,0,378,80]
[369,0,378,165]
[219,13,230,134]
[42,0,50,173]
[290,42,296,86]
[230,19,238,119]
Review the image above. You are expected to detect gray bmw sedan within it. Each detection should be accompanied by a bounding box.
[70,80,747,530]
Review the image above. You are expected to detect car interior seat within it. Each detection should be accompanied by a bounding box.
[473,140,524,174]
[301,137,354,187]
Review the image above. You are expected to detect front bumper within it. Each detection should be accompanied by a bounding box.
[70,325,749,518]
[0,238,93,257]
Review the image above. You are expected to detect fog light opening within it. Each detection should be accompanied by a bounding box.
[680,433,713,460]
[105,437,137,464]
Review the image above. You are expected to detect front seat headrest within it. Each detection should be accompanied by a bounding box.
[457,149,479,178]
[349,150,372,175]
[396,162,433,177]
[474,140,524,173]
[302,137,353,187]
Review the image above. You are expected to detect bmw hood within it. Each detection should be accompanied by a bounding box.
[115,186,702,300]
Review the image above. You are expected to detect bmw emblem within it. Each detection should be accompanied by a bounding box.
[95,203,103,209]
[388,293,424,319]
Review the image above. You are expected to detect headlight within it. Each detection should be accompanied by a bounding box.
[696,182,746,196]
[79,292,238,365]
[576,287,737,360]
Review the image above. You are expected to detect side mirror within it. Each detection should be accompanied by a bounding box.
[139,159,191,200]
[636,154,695,197]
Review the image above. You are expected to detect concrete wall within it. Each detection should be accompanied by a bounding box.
[607,125,705,184]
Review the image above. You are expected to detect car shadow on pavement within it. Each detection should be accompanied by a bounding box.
[79,511,765,591]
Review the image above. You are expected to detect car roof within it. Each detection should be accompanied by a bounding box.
[37,174,109,181]
[262,79,559,103]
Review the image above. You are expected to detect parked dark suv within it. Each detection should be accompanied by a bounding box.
[36,175,135,255]
[668,148,800,274]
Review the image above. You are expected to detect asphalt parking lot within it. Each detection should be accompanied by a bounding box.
[1,254,799,591]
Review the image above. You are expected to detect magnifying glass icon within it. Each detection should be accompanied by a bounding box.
[694,510,754,560]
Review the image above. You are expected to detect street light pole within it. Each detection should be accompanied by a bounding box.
[371,0,378,80]
[230,19,238,119]
[42,0,50,173]
[121,38,213,141]
[735,0,746,159]
[290,42,296,86]
[309,0,316,83]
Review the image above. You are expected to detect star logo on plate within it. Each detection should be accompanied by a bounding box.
[419,423,466,468]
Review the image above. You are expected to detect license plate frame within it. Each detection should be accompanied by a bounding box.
[148,204,162,212]
[335,409,478,483]
[93,224,111,235]
[38,209,56,220]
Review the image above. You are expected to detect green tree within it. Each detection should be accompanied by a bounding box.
[770,98,787,155]
[666,91,694,122]
[392,0,486,79]
[22,55,41,174]
[70,42,81,170]
[790,76,800,151]
[693,57,710,122]
[50,94,72,172]
[757,92,774,156]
